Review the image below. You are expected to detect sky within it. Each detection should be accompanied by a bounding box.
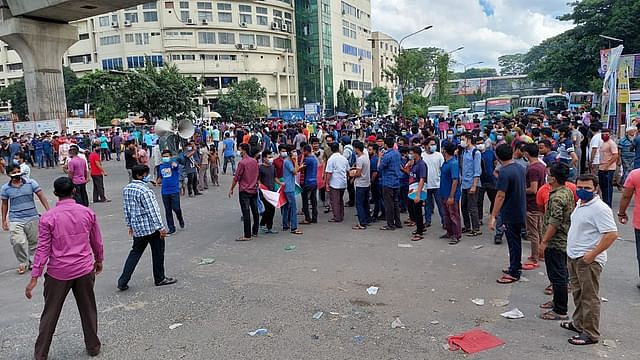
[371,0,576,71]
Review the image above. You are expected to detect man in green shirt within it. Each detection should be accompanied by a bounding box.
[540,162,575,321]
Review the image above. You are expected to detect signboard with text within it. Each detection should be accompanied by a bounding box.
[0,121,12,136]
[36,120,62,134]
[13,121,35,134]
[66,118,96,133]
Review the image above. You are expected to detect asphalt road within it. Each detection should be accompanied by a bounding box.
[0,159,638,360]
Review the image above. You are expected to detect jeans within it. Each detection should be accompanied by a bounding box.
[504,222,524,278]
[162,193,184,232]
[441,198,461,239]
[328,187,345,222]
[36,151,44,168]
[399,183,409,212]
[347,181,355,207]
[301,184,318,222]
[424,188,443,226]
[259,192,275,230]
[382,187,402,228]
[544,247,568,315]
[597,170,614,207]
[371,183,385,218]
[635,229,640,279]
[223,156,235,174]
[91,175,106,202]
[408,199,425,234]
[187,172,199,196]
[461,189,480,231]
[355,186,370,226]
[239,191,259,237]
[477,186,497,222]
[118,230,166,287]
[282,191,298,230]
[74,183,89,207]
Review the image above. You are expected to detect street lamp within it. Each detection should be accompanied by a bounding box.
[599,34,624,49]
[448,46,464,55]
[399,25,433,49]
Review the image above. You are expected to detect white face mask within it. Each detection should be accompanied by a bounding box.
[477,144,485,151]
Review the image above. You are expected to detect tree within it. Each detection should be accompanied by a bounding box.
[64,66,84,110]
[435,52,452,105]
[451,67,498,79]
[384,47,439,93]
[335,82,360,115]
[365,87,390,115]
[216,78,267,121]
[498,54,527,76]
[0,79,27,119]
[399,92,428,119]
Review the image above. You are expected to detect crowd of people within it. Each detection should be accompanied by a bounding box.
[2,107,640,357]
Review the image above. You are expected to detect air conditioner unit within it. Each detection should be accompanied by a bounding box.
[123,20,132,27]
[271,22,280,30]
[186,18,195,25]
[248,44,256,50]
[239,22,248,28]
[111,21,119,28]
[235,43,244,50]
[281,24,289,32]
[202,19,209,25]
[342,10,346,15]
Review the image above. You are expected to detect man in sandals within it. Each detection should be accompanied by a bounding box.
[562,174,617,345]
[539,163,574,322]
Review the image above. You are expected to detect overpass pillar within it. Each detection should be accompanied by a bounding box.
[0,13,77,123]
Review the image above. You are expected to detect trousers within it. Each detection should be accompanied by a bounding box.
[441,198,461,240]
[568,257,603,341]
[9,219,39,266]
[239,191,259,237]
[461,189,479,231]
[382,187,402,228]
[355,186,370,226]
[118,230,166,287]
[526,211,544,261]
[162,193,184,232]
[545,247,568,315]
[74,183,89,207]
[328,186,345,222]
[301,185,318,222]
[91,175,106,202]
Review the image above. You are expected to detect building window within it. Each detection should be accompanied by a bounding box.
[218,32,235,44]
[182,54,196,60]
[197,2,212,9]
[204,77,220,89]
[274,37,291,50]
[180,1,189,8]
[257,15,268,25]
[221,76,238,88]
[198,11,213,21]
[256,35,270,47]
[127,56,145,68]
[218,12,232,22]
[98,16,109,27]
[341,1,357,17]
[217,3,232,11]
[101,58,123,70]
[69,55,91,64]
[136,33,150,45]
[125,12,139,23]
[112,14,118,23]
[219,55,237,61]
[143,11,158,22]
[181,10,190,21]
[273,9,282,18]
[165,1,174,9]
[198,32,216,44]
[100,35,121,46]
[239,34,255,45]
[125,34,134,43]
[78,33,90,40]
[7,63,22,72]
[239,5,251,12]
[142,2,156,9]
[151,32,161,36]
[256,7,267,14]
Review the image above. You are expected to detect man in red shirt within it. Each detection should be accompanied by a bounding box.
[228,143,260,241]
[88,145,109,203]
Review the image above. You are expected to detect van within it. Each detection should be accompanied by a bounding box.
[427,106,450,120]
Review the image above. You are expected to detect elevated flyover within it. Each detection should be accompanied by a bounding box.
[6,0,150,22]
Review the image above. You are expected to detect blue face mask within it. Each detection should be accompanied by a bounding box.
[552,133,560,141]
[142,175,152,183]
[576,188,594,202]
[430,145,437,153]
[162,157,170,163]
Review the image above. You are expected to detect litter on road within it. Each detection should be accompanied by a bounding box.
[398,243,413,248]
[312,311,324,320]
[284,244,297,251]
[490,299,510,307]
[500,308,525,319]
[472,245,484,250]
[448,328,505,354]
[601,297,609,302]
[471,298,485,306]
[354,335,365,344]
[168,323,183,330]
[366,286,379,295]
[197,258,216,265]
[430,320,440,325]
[391,317,405,329]
[247,328,269,336]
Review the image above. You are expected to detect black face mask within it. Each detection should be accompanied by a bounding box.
[10,174,22,181]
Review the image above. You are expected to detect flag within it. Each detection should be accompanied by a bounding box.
[259,184,287,208]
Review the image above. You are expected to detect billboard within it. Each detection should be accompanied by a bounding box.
[66,117,97,133]
[36,120,62,134]
[0,121,12,136]
[13,121,35,134]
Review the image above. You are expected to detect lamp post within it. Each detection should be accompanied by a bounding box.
[462,61,483,99]
[399,25,433,49]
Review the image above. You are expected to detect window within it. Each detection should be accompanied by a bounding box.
[201,54,217,60]
[197,2,212,9]
[341,1,357,17]
[125,12,139,23]
[219,55,237,61]
[257,15,268,25]
[135,33,150,45]
[125,33,134,43]
[143,11,158,22]
[151,32,161,36]
[217,3,231,10]
[218,12,232,22]
[239,34,255,45]
[68,55,90,64]
[198,32,216,44]
[78,33,90,40]
[171,54,181,61]
[127,56,146,68]
[7,63,22,72]
[165,1,174,9]
[101,58,123,70]
[98,16,109,27]
[256,7,267,14]
[204,77,220,89]
[284,12,292,20]
[273,9,282,18]
[181,54,196,60]
[239,5,251,12]
[239,13,252,24]
[221,76,238,88]
[180,31,193,36]
[100,35,121,46]
[180,10,190,21]
[112,14,118,23]
[256,35,270,47]
[342,20,356,39]
[142,2,156,9]
[198,11,213,21]
[218,32,235,44]
[274,36,291,49]
[180,1,189,8]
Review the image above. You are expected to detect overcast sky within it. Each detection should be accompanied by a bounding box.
[371,0,575,71]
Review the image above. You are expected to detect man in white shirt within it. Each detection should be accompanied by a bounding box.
[422,137,444,228]
[351,140,370,229]
[325,143,349,222]
[564,174,618,346]
[588,123,603,176]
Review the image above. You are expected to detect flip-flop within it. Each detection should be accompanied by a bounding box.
[379,226,395,231]
[540,310,569,321]
[17,265,26,275]
[352,225,366,230]
[497,275,519,284]
[291,229,303,235]
[539,301,554,309]
[411,235,423,242]
[235,237,251,241]
[560,322,580,334]
[568,333,598,346]
[522,262,540,270]
[544,285,553,295]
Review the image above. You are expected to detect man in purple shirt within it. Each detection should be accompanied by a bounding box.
[228,143,259,241]
[67,146,89,207]
[26,177,104,359]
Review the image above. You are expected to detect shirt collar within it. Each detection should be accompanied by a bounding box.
[578,195,600,207]
[56,198,75,206]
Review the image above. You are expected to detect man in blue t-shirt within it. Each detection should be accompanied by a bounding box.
[222,132,236,174]
[490,144,527,284]
[300,145,318,224]
[157,150,184,234]
[439,143,462,244]
[408,146,427,240]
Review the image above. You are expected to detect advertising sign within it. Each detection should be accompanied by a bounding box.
[0,121,12,136]
[13,121,36,134]
[66,117,97,133]
[36,120,62,134]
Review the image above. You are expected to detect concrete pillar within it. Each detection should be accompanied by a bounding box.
[0,14,77,122]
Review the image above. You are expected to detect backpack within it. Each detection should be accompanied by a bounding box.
[344,144,356,167]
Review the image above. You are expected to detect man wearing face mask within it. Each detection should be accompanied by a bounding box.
[460,133,482,237]
[118,165,175,290]
[14,152,31,179]
[1,164,50,274]
[422,138,444,228]
[229,143,260,240]
[157,150,183,235]
[67,146,90,207]
[258,150,278,234]
[597,129,618,208]
[184,141,201,198]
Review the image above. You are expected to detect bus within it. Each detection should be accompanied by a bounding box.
[569,92,595,111]
[485,95,519,118]
[517,93,568,116]
[471,100,486,114]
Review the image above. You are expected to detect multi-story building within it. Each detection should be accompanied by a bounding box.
[0,0,299,114]
[370,31,399,110]
[295,0,372,115]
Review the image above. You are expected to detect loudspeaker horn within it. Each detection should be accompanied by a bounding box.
[177,119,195,139]
[154,119,173,136]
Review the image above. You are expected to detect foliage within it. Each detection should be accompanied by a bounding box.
[215,78,268,121]
[399,92,428,119]
[451,68,498,80]
[335,82,360,115]
[70,70,129,126]
[365,87,390,115]
[435,52,451,105]
[0,78,27,119]
[63,66,84,111]
[384,47,439,92]
[498,54,527,76]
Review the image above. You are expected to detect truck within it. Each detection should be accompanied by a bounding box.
[427,106,450,120]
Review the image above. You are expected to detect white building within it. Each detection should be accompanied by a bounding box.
[0,0,299,113]
[370,31,399,109]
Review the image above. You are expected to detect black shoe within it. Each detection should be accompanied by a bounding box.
[195,192,203,196]
[494,236,503,244]
[87,347,100,357]
[461,228,471,234]
[117,284,129,291]
[179,221,185,229]
[167,230,176,235]
[156,277,177,286]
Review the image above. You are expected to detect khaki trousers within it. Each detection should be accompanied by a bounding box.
[526,211,543,261]
[568,257,603,342]
[9,219,39,267]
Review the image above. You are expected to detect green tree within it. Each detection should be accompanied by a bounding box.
[451,67,498,79]
[400,92,428,119]
[68,70,128,125]
[498,54,527,76]
[0,79,27,119]
[336,82,348,113]
[435,52,451,105]
[216,78,267,121]
[365,87,390,115]
[63,66,85,110]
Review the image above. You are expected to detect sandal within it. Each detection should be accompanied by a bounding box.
[544,285,553,295]
[448,238,460,245]
[568,333,597,346]
[411,235,423,242]
[291,229,303,235]
[560,322,580,334]
[235,237,252,241]
[411,230,424,235]
[522,262,539,270]
[540,310,569,321]
[17,264,26,275]
[539,301,554,309]
[379,226,395,231]
[497,275,519,284]
[352,225,366,230]
[300,220,312,225]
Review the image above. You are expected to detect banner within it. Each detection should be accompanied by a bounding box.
[599,48,611,77]
[259,185,287,208]
[66,117,96,133]
[602,45,624,126]
[618,65,630,104]
[0,121,12,136]
[36,120,62,134]
[13,121,35,134]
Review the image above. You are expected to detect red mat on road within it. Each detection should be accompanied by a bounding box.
[447,328,505,354]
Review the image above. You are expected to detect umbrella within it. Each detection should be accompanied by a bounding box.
[210,112,222,118]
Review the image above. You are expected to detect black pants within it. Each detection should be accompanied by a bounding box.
[505,223,523,278]
[187,172,199,196]
[382,187,402,228]
[74,183,89,207]
[408,199,425,234]
[91,175,106,202]
[371,184,385,218]
[347,181,355,207]
[118,230,166,287]
[477,186,497,222]
[239,191,259,238]
[301,185,318,222]
[259,192,275,230]
[461,189,480,231]
[545,247,569,315]
[162,193,184,232]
